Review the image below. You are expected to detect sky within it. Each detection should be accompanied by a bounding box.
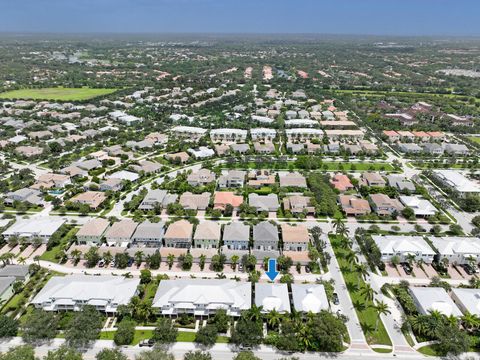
[0,0,479,36]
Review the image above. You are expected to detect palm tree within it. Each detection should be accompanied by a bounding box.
[244,305,263,322]
[103,251,113,265]
[360,284,377,303]
[374,301,391,331]
[333,217,344,235]
[134,251,144,268]
[461,312,480,332]
[167,254,175,270]
[345,251,358,272]
[231,255,239,271]
[17,256,27,265]
[1,253,15,266]
[70,250,82,266]
[355,263,369,286]
[446,314,459,328]
[405,254,416,267]
[33,255,40,266]
[266,309,282,330]
[390,255,400,268]
[297,324,311,350]
[416,258,425,270]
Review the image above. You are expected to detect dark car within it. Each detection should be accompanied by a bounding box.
[401,262,412,275]
[139,339,154,347]
[332,292,339,305]
[463,264,478,275]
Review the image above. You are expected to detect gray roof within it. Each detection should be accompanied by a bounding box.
[0,265,29,279]
[255,283,290,313]
[253,221,278,243]
[248,193,280,211]
[132,221,165,240]
[386,175,416,192]
[0,277,15,295]
[223,222,250,242]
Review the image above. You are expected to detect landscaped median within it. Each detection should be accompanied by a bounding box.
[330,234,392,350]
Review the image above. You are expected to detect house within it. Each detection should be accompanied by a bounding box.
[194,221,221,249]
[5,188,43,206]
[31,173,71,190]
[291,284,329,313]
[0,265,30,282]
[218,170,246,188]
[409,287,462,317]
[399,143,423,154]
[100,178,123,192]
[330,173,354,192]
[187,169,216,187]
[253,142,275,154]
[306,142,322,154]
[171,126,208,140]
[15,146,43,158]
[279,172,307,188]
[0,277,15,305]
[139,190,178,210]
[412,131,431,142]
[179,192,210,211]
[188,147,215,159]
[164,220,193,248]
[76,218,110,244]
[75,159,102,171]
[445,114,474,127]
[108,170,140,182]
[451,288,480,316]
[248,170,275,188]
[397,130,415,141]
[152,279,251,317]
[281,224,309,251]
[229,143,250,154]
[422,143,444,155]
[344,144,362,155]
[368,193,403,216]
[131,221,165,247]
[253,221,279,251]
[429,236,480,266]
[165,152,190,164]
[255,283,290,314]
[105,219,138,246]
[443,143,469,156]
[325,129,364,141]
[324,142,340,154]
[31,275,140,314]
[285,119,318,128]
[432,170,480,198]
[2,218,65,242]
[383,130,400,143]
[70,191,107,209]
[399,196,436,217]
[131,160,162,174]
[223,222,250,250]
[283,195,315,215]
[286,142,305,154]
[210,128,248,142]
[386,175,416,192]
[250,128,277,141]
[385,113,417,125]
[213,192,243,211]
[339,195,371,216]
[214,143,230,156]
[285,128,324,141]
[371,235,435,263]
[361,172,386,187]
[248,193,280,212]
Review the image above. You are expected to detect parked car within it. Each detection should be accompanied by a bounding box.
[97,259,105,268]
[401,262,412,275]
[463,264,478,275]
[139,339,154,347]
[332,292,339,305]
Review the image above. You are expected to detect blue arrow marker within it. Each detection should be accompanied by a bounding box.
[266,258,279,281]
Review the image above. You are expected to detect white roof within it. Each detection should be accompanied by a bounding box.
[251,115,274,124]
[152,279,251,311]
[430,236,480,257]
[409,287,462,317]
[32,275,139,309]
[171,126,207,134]
[399,196,436,216]
[210,128,247,136]
[3,218,65,238]
[255,283,290,313]
[285,128,324,136]
[285,119,318,127]
[372,235,435,256]
[434,170,480,193]
[451,288,480,316]
[291,284,329,313]
[108,170,139,182]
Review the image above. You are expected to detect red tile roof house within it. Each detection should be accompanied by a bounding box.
[383,130,400,143]
[368,193,404,216]
[427,131,445,141]
[213,191,244,211]
[412,131,431,142]
[396,130,415,142]
[339,195,371,216]
[330,173,354,192]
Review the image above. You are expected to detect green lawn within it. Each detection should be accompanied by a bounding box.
[40,227,78,262]
[330,235,392,346]
[177,331,196,342]
[468,137,480,144]
[417,344,442,356]
[0,87,117,101]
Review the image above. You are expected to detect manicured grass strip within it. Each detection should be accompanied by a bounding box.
[40,228,78,262]
[177,331,196,342]
[0,87,117,101]
[330,235,392,346]
[417,344,442,356]
[468,137,480,144]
